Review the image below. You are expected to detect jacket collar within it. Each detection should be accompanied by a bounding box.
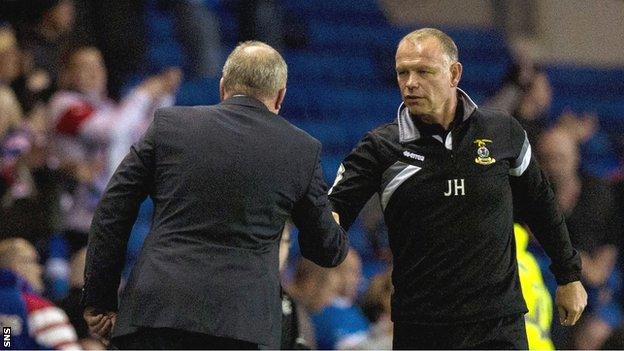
[221,95,271,112]
[396,88,478,144]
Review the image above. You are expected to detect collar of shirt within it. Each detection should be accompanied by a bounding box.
[222,95,271,113]
[396,88,478,144]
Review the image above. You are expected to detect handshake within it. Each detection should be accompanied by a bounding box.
[83,307,117,346]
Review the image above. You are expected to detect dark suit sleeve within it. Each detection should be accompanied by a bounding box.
[81,118,157,311]
[509,118,582,285]
[292,144,348,268]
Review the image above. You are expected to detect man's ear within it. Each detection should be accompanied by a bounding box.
[450,62,463,88]
[219,77,226,101]
[275,87,286,112]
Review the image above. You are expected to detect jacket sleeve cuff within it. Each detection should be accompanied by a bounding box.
[80,286,119,312]
[551,268,582,285]
[550,249,583,285]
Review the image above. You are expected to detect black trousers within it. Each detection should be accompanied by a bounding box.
[393,314,529,350]
[111,327,258,350]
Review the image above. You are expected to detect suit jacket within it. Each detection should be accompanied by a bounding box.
[82,96,348,348]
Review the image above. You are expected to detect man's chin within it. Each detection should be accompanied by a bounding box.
[406,105,427,116]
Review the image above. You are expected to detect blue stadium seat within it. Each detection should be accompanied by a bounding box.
[148,43,184,71]
[284,52,379,84]
[307,21,404,51]
[282,0,385,25]
[176,78,221,106]
[461,61,508,88]
[546,66,624,99]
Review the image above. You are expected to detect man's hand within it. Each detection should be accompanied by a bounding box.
[555,281,587,326]
[138,67,183,98]
[84,306,117,346]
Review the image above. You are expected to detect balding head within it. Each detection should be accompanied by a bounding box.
[220,41,287,106]
[0,238,44,292]
[399,28,459,64]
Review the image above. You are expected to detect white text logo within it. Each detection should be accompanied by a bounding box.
[444,179,465,196]
[403,151,424,161]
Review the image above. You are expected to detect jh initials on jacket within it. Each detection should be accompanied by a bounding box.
[444,179,465,196]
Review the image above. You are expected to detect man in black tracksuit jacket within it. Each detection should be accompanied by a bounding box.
[328,28,588,349]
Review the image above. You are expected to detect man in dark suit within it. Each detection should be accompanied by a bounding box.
[81,41,348,349]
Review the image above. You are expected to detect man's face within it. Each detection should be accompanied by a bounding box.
[46,0,76,34]
[395,37,460,117]
[527,73,552,114]
[12,242,44,293]
[337,251,361,301]
[67,48,107,96]
[0,29,21,83]
[538,131,579,180]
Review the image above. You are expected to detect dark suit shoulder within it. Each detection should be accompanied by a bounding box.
[154,105,218,120]
[274,115,321,150]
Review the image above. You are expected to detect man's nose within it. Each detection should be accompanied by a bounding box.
[405,72,419,90]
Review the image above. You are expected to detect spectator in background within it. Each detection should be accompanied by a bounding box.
[312,249,370,350]
[0,86,23,139]
[58,247,105,349]
[0,86,61,245]
[73,0,146,100]
[289,258,339,315]
[485,37,542,114]
[486,41,600,156]
[12,0,76,91]
[537,128,623,349]
[158,0,223,79]
[486,63,552,147]
[0,24,54,121]
[359,196,392,263]
[0,128,61,245]
[0,238,80,349]
[47,46,180,240]
[485,37,553,147]
[511,71,552,147]
[233,0,284,51]
[280,222,316,349]
[0,25,21,87]
[358,270,393,350]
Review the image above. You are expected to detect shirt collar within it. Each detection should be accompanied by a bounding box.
[221,95,271,112]
[396,88,478,144]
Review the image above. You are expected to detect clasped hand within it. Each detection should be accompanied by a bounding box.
[84,306,117,346]
[555,281,587,326]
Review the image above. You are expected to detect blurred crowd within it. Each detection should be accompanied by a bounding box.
[0,0,623,350]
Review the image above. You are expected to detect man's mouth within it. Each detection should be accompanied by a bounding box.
[405,95,425,103]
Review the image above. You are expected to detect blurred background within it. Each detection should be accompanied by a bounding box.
[0,0,622,349]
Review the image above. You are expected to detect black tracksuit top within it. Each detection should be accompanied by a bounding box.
[328,89,582,324]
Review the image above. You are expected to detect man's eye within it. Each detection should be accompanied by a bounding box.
[397,70,407,75]
[419,70,430,75]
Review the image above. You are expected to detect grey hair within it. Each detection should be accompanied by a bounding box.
[399,28,459,62]
[221,41,288,99]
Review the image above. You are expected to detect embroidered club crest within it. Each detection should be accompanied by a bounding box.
[473,139,496,165]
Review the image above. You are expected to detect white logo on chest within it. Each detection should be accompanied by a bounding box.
[403,150,425,161]
[444,178,466,196]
